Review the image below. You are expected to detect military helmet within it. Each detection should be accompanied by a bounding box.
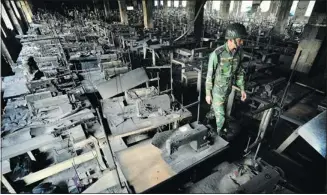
[225,23,248,40]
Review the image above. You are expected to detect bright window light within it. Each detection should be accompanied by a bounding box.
[305,0,315,17]
[10,1,21,20]
[168,0,171,7]
[260,1,270,12]
[241,0,252,13]
[212,1,221,11]
[229,1,234,13]
[127,6,134,10]
[154,0,158,6]
[182,1,187,7]
[173,0,179,7]
[290,0,299,16]
[1,4,14,30]
[160,0,163,6]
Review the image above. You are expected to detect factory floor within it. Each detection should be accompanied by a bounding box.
[170,68,326,193]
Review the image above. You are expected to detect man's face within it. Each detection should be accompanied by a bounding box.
[228,38,244,54]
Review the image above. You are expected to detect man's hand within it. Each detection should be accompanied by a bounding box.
[206,95,212,104]
[241,91,247,101]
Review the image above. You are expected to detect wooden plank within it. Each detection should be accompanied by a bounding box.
[82,170,120,193]
[22,150,96,185]
[1,135,61,161]
[116,140,176,193]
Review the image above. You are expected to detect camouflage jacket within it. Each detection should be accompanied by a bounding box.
[205,43,245,97]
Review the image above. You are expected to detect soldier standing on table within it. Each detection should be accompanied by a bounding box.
[205,23,248,136]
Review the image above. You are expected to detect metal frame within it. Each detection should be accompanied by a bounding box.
[145,65,173,96]
[275,129,300,154]
[183,66,202,123]
[276,111,326,157]
[244,107,274,160]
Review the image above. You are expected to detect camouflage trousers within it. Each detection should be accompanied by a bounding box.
[206,87,229,134]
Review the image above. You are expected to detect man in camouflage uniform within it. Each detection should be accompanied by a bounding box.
[205,23,248,135]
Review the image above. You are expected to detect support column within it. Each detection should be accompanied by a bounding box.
[251,0,261,13]
[163,0,167,8]
[232,1,242,17]
[133,0,138,9]
[163,0,167,9]
[206,0,213,14]
[162,0,168,15]
[294,0,310,22]
[194,0,204,42]
[273,0,293,35]
[265,0,280,18]
[179,0,183,7]
[291,0,326,74]
[219,0,231,19]
[118,0,128,25]
[142,0,154,29]
[1,39,14,67]
[187,0,196,33]
[3,0,23,35]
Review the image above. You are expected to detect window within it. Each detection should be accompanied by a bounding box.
[260,1,270,12]
[212,1,221,11]
[290,0,299,16]
[1,4,14,30]
[305,0,315,17]
[154,0,158,7]
[229,1,234,13]
[160,0,163,6]
[173,0,179,7]
[182,1,187,7]
[240,0,252,13]
[168,0,171,7]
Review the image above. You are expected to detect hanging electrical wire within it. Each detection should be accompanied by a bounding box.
[173,0,206,42]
